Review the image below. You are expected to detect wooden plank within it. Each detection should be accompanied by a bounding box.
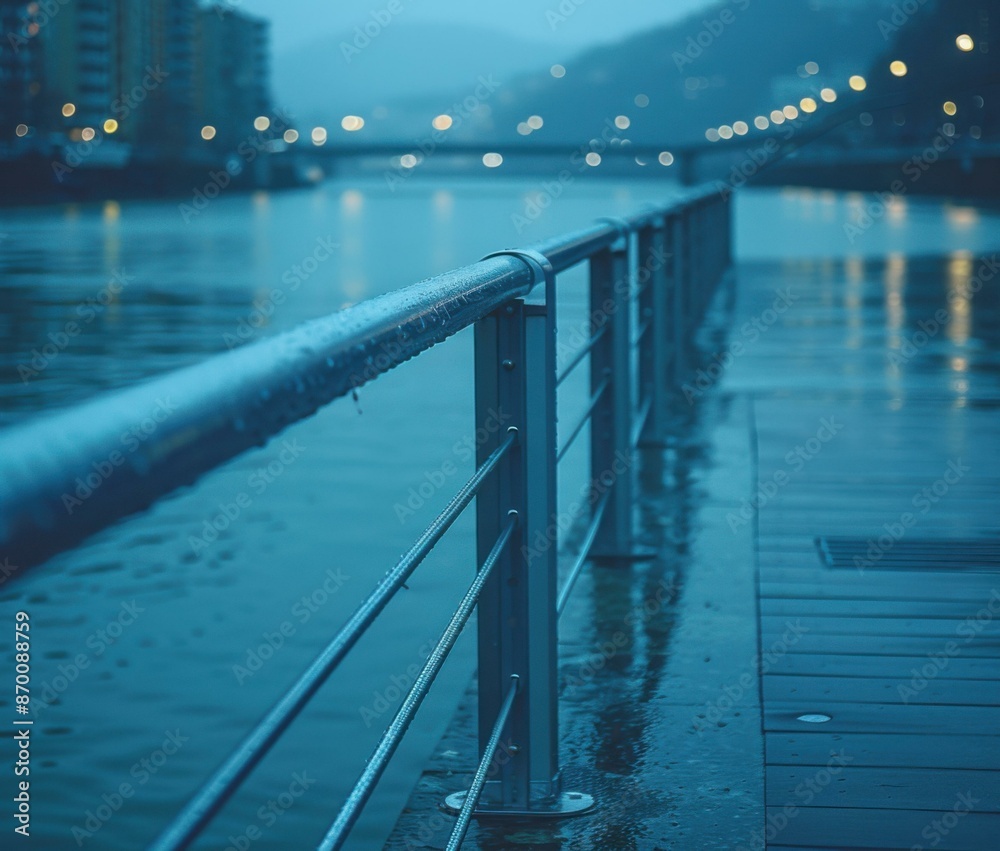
[762,598,995,619]
[766,732,1000,770]
[762,615,1000,638]
[762,674,1000,706]
[761,633,1000,657]
[764,653,998,680]
[764,702,1000,735]
[760,567,1000,587]
[766,807,1000,849]
[766,766,1000,812]
[761,580,998,603]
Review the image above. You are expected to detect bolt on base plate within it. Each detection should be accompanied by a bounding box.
[442,790,595,818]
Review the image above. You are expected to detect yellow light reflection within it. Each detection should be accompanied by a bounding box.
[842,261,862,357]
[886,196,908,224]
[343,279,367,301]
[946,205,978,228]
[845,256,864,284]
[946,250,972,346]
[433,189,453,216]
[885,252,906,348]
[341,189,364,215]
[883,253,906,404]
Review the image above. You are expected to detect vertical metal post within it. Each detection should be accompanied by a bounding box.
[468,285,592,816]
[589,225,648,561]
[670,212,688,388]
[637,219,669,445]
[722,195,733,273]
[692,201,705,322]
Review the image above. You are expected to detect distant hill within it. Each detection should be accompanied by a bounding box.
[483,0,904,146]
[272,21,560,129]
[272,0,906,145]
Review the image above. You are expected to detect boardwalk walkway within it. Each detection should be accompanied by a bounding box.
[388,235,999,849]
[732,250,1000,849]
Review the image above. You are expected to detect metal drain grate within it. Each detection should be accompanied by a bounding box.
[816,537,1000,572]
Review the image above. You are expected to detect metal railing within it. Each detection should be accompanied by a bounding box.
[0,184,731,849]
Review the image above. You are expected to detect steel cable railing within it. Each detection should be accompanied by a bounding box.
[557,377,610,462]
[444,674,521,851]
[0,185,732,849]
[318,514,518,851]
[149,431,518,851]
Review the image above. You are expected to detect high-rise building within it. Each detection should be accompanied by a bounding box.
[37,0,116,133]
[195,4,271,149]
[142,0,198,157]
[2,0,272,162]
[0,1,44,144]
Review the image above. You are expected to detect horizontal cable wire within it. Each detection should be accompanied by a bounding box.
[444,674,521,851]
[633,318,652,348]
[630,396,653,449]
[556,489,611,616]
[557,378,610,463]
[555,325,607,387]
[149,432,517,851]
[318,514,518,851]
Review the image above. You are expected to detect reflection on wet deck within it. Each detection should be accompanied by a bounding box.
[389,243,999,850]
[736,249,999,850]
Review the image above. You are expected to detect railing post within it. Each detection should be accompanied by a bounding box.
[637,217,670,445]
[691,200,705,323]
[670,211,688,389]
[454,256,592,818]
[588,222,650,561]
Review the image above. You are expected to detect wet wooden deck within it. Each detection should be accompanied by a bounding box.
[387,247,999,850]
[725,252,1000,849]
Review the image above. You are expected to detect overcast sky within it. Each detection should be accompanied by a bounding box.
[234,0,715,53]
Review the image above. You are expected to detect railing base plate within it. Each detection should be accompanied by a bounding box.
[442,790,595,818]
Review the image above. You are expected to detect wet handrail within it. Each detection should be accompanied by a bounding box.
[1,183,731,850]
[0,190,710,572]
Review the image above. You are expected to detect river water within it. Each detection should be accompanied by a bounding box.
[0,177,997,849]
